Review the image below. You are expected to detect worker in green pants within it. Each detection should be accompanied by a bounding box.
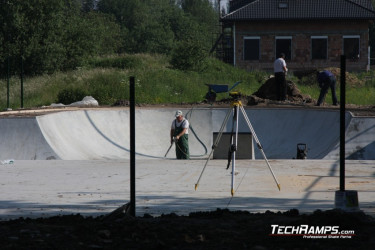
[170,110,190,159]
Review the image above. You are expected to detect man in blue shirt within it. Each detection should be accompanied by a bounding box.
[316,70,338,106]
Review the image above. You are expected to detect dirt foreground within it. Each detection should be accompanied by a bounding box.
[0,208,374,249]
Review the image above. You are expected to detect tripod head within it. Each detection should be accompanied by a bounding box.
[229,91,242,106]
[229,91,241,100]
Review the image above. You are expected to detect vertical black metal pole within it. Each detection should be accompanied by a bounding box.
[20,56,24,108]
[7,57,10,109]
[340,55,346,191]
[129,76,136,216]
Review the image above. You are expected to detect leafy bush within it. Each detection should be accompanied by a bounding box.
[170,40,208,72]
[91,86,115,105]
[57,87,87,105]
[88,56,142,69]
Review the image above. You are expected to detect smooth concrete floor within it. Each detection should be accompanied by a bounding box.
[1,159,374,220]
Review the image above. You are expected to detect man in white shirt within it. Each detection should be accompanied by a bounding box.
[273,53,288,101]
[170,110,190,159]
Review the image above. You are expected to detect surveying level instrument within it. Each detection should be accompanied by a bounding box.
[195,91,281,196]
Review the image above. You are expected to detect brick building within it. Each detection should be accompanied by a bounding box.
[220,0,375,72]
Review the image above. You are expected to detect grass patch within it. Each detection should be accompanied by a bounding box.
[0,54,373,109]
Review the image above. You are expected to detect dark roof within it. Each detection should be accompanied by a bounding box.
[222,0,375,21]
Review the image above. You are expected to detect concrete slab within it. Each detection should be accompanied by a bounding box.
[0,159,374,220]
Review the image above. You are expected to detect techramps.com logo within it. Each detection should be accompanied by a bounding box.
[269,225,355,239]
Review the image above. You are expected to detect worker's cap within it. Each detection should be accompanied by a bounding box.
[175,110,183,117]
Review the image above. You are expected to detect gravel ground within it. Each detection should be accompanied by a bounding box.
[0,208,374,249]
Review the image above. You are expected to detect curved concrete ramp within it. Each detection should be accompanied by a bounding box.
[36,109,212,160]
[0,108,374,160]
[0,118,59,160]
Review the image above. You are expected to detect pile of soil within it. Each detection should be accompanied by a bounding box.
[0,209,374,249]
[250,77,313,104]
[203,77,313,106]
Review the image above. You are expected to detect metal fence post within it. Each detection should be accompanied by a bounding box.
[129,76,136,216]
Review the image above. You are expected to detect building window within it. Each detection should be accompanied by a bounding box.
[275,36,291,60]
[244,36,260,60]
[278,2,288,8]
[343,35,360,60]
[311,36,327,60]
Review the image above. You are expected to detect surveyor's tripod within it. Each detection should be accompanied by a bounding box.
[195,93,281,195]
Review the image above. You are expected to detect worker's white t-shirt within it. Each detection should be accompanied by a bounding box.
[274,58,286,73]
[171,119,189,134]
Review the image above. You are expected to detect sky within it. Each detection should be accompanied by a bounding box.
[210,0,229,12]
[221,0,229,11]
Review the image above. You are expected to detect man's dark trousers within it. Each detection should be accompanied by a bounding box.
[275,72,286,101]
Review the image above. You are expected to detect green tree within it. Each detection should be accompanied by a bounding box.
[180,0,219,53]
[85,12,122,56]
[80,0,96,12]
[169,0,219,70]
[97,0,142,28]
[98,0,178,54]
[97,0,143,53]
[130,0,176,54]
[62,11,121,70]
[0,0,72,74]
[181,0,218,26]
[170,39,208,71]
[0,0,121,75]
[0,0,220,75]
[97,0,218,55]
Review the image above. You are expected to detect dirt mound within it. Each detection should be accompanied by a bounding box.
[250,77,313,104]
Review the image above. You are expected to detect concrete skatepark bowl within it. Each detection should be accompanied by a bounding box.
[0,107,374,219]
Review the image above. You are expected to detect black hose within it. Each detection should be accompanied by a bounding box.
[185,108,208,157]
